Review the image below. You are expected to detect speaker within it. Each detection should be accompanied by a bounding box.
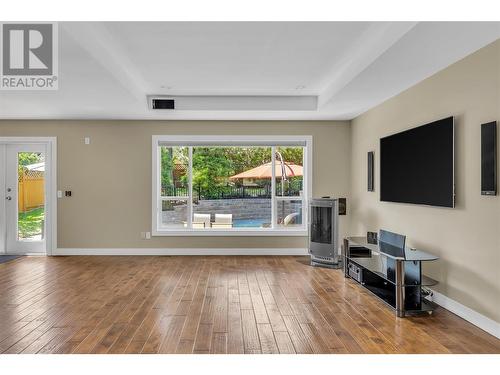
[338,198,347,215]
[367,231,378,244]
[481,121,497,195]
[367,151,374,192]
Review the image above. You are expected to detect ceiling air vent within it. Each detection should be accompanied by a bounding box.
[147,95,318,111]
[151,98,175,110]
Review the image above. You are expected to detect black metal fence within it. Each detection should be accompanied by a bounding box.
[162,180,302,200]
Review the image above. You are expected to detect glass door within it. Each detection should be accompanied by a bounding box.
[0,145,5,254]
[4,144,47,254]
[310,205,332,244]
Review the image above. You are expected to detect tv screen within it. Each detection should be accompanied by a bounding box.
[380,117,455,208]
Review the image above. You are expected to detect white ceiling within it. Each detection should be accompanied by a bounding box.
[0,21,499,120]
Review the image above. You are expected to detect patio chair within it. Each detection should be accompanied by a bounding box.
[283,212,300,226]
[193,213,211,229]
[212,213,233,228]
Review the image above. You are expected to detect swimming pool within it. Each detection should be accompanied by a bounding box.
[233,218,269,228]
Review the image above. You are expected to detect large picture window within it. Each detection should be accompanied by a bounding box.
[152,136,312,236]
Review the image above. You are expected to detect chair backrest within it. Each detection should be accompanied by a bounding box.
[215,214,232,224]
[379,229,406,258]
[283,212,299,226]
[193,213,211,228]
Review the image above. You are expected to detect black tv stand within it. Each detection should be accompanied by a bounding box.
[343,237,439,317]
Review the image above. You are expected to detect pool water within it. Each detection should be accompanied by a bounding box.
[233,218,269,228]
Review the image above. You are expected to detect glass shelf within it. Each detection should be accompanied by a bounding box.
[359,279,437,314]
[346,236,439,261]
[345,253,439,287]
[405,298,437,313]
[412,275,438,287]
[347,253,393,283]
[344,236,439,317]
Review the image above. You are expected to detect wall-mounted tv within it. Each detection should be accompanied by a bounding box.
[380,117,455,208]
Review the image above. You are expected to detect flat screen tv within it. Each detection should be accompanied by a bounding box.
[380,117,455,208]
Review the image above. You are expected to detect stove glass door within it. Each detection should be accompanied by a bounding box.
[310,206,332,244]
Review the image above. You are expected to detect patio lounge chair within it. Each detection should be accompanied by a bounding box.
[193,213,211,228]
[212,214,233,228]
[283,212,300,226]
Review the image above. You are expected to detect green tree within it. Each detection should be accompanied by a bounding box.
[277,147,303,166]
[192,147,234,197]
[162,146,304,198]
[160,146,189,195]
[226,147,272,174]
[18,152,42,166]
[17,152,43,175]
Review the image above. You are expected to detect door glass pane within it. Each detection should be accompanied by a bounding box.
[161,199,188,228]
[17,152,45,241]
[160,146,189,197]
[192,146,272,229]
[276,199,303,228]
[275,146,304,197]
[310,206,331,244]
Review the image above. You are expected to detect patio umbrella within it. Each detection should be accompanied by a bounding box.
[229,161,303,180]
[230,159,303,224]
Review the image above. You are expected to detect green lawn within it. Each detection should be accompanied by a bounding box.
[18,207,44,239]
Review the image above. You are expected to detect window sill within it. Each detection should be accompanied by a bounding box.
[152,229,308,237]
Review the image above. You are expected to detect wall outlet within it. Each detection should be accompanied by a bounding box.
[141,232,151,240]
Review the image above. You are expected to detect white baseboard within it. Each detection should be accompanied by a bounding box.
[53,247,309,256]
[428,289,500,339]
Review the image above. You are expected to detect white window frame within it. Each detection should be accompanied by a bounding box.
[152,135,312,237]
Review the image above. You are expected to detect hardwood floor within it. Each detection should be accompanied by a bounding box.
[0,255,498,354]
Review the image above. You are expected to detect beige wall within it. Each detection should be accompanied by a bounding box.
[351,40,500,322]
[0,120,351,249]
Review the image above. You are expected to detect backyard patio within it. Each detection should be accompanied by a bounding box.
[160,146,305,229]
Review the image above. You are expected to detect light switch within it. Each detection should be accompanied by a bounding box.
[84,137,91,145]
[57,190,63,198]
[141,232,151,240]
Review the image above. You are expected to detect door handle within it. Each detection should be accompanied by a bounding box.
[5,196,12,201]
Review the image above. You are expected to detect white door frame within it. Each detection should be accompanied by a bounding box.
[0,137,57,255]
[0,146,5,254]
